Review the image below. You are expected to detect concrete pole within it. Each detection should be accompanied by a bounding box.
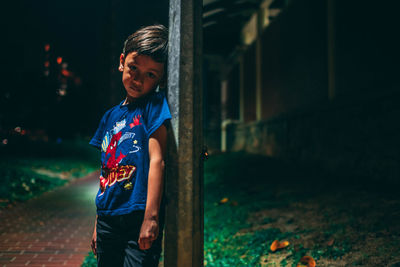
[165,0,204,266]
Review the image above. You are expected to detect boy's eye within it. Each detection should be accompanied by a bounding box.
[147,72,156,79]
[129,65,137,71]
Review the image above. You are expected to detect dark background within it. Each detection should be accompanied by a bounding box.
[0,0,168,139]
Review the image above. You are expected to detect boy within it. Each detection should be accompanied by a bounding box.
[89,24,171,267]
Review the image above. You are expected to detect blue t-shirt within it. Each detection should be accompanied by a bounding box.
[89,91,171,216]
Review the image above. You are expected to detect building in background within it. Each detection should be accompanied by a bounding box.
[203,0,400,183]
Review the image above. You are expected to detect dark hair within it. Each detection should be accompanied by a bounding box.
[122,24,168,64]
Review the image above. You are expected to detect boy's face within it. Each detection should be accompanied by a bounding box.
[119,52,165,101]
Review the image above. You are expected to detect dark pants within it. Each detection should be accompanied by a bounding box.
[96,210,164,267]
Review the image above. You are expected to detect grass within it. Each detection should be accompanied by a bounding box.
[0,138,99,207]
[202,152,317,266]
[204,153,287,266]
[81,251,97,267]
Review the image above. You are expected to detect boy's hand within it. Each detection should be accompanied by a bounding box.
[91,228,97,255]
[138,218,159,250]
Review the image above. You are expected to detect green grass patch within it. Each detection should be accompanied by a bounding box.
[0,138,99,207]
[81,251,97,267]
[204,152,292,266]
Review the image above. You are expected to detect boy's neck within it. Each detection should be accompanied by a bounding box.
[122,96,139,105]
[123,91,156,105]
[122,97,132,105]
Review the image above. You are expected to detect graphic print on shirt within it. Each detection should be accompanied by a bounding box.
[99,116,142,195]
[130,114,142,128]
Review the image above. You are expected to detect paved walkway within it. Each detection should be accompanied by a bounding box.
[0,171,100,267]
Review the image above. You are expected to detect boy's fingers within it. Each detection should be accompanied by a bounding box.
[139,236,152,244]
[91,244,96,254]
[138,237,153,250]
[140,242,150,250]
[140,232,156,240]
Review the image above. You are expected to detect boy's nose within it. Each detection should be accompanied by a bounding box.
[132,72,143,83]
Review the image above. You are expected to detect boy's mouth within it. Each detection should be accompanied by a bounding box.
[130,86,141,92]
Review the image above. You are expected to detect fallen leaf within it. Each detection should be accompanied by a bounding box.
[297,256,316,267]
[219,197,229,204]
[240,255,246,259]
[270,240,290,252]
[327,238,334,246]
[269,240,279,251]
[279,240,290,248]
[270,240,279,251]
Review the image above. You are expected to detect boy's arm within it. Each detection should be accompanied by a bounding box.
[138,124,167,250]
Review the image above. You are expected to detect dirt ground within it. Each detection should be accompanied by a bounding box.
[244,182,400,266]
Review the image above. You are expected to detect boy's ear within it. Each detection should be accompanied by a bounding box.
[119,53,125,72]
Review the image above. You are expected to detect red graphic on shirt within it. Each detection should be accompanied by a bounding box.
[99,175,107,193]
[130,115,142,128]
[99,165,136,194]
[104,131,126,169]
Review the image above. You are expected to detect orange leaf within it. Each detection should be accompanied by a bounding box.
[270,240,290,252]
[279,240,290,248]
[220,197,229,204]
[297,256,316,267]
[270,240,279,251]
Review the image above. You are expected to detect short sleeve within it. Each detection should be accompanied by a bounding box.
[144,91,172,137]
[89,109,111,150]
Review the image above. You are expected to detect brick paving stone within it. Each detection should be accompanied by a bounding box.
[0,171,99,267]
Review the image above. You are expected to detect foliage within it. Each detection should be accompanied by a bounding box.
[0,138,98,207]
[81,251,97,267]
[203,152,352,266]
